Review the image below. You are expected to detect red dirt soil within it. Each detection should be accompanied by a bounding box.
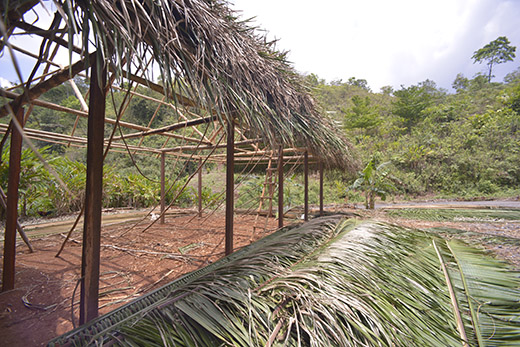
[0,211,278,346]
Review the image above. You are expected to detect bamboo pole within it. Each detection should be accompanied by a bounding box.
[79,57,106,324]
[162,138,261,153]
[0,52,95,118]
[198,158,203,218]
[319,161,324,217]
[160,152,166,224]
[211,147,305,158]
[2,107,23,292]
[0,90,207,145]
[277,145,284,228]
[304,150,309,221]
[225,119,234,255]
[111,86,212,144]
[110,115,217,141]
[0,124,162,154]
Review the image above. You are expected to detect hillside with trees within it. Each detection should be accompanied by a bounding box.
[309,66,520,201]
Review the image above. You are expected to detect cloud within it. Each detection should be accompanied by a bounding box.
[231,0,520,91]
[0,77,12,88]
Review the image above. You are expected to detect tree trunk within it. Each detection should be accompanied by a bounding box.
[487,62,493,82]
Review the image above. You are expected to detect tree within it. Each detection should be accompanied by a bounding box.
[380,85,393,95]
[349,157,395,209]
[347,77,371,92]
[392,80,442,129]
[452,73,469,92]
[472,36,516,82]
[343,95,381,131]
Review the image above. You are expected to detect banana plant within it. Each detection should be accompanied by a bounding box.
[349,157,396,209]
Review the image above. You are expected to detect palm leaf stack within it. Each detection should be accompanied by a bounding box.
[50,217,520,346]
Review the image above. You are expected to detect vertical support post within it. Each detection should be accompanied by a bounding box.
[319,161,324,217]
[160,151,165,224]
[277,145,284,228]
[225,119,234,255]
[304,150,309,221]
[2,107,23,292]
[198,158,202,218]
[80,56,106,325]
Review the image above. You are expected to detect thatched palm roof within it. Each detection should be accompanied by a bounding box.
[1,0,358,170]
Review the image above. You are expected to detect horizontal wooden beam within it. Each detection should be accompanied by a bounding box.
[0,124,161,154]
[15,22,82,54]
[0,89,207,145]
[0,52,95,118]
[161,138,261,153]
[126,73,197,108]
[110,115,218,141]
[212,147,307,158]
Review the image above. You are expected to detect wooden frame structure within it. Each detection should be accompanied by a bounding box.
[0,0,356,326]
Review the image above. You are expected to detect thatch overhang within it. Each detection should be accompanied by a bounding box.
[1,0,358,171]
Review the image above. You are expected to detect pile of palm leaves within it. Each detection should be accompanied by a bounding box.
[387,208,520,222]
[51,217,520,346]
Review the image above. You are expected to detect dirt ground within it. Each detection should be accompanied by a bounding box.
[1,206,519,346]
[0,210,278,346]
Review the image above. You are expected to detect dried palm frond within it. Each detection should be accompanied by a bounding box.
[50,218,520,346]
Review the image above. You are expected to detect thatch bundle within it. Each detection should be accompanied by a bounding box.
[49,218,520,346]
[1,0,357,170]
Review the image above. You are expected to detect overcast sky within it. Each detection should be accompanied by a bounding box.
[1,1,519,93]
[231,0,520,92]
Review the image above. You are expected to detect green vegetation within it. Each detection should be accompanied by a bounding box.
[309,64,520,201]
[50,219,520,346]
[348,157,395,209]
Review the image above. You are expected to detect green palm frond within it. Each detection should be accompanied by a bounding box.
[50,217,520,346]
[388,208,520,222]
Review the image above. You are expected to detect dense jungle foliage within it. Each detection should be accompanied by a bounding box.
[1,66,519,217]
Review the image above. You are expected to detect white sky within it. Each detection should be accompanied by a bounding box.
[1,0,519,92]
[231,0,520,92]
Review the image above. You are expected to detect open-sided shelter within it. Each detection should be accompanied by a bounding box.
[0,0,357,326]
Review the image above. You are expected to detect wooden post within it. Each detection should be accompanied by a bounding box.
[304,150,309,221]
[225,119,234,255]
[319,161,324,217]
[198,158,202,218]
[2,107,23,292]
[160,152,165,224]
[277,145,284,228]
[79,56,106,324]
